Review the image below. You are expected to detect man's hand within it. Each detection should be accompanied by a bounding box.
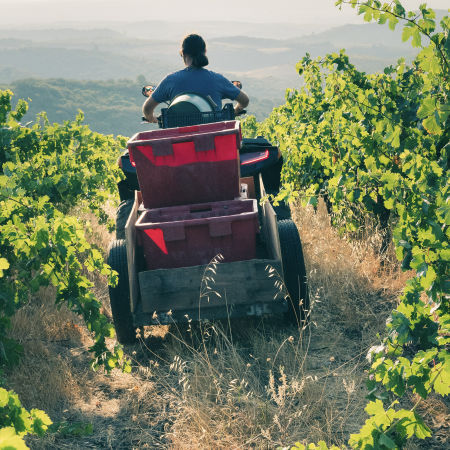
[234,90,249,115]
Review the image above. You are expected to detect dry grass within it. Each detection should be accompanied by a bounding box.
[7,287,87,412]
[6,200,423,449]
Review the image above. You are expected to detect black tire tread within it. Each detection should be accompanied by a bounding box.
[278,219,309,326]
[116,199,134,240]
[107,239,137,344]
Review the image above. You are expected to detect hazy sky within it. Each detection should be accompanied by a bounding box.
[1,0,448,26]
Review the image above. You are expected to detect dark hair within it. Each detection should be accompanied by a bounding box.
[182,34,209,68]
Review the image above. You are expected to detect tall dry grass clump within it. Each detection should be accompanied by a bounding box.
[7,285,88,411]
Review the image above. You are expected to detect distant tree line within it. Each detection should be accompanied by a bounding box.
[2,78,279,136]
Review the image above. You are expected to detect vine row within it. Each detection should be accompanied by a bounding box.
[0,92,131,445]
[245,1,449,447]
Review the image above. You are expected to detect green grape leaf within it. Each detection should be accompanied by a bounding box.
[421,265,436,290]
[384,197,395,210]
[0,257,9,277]
[412,29,422,47]
[0,427,28,450]
[365,399,385,417]
[379,433,396,449]
[417,97,436,119]
[422,114,441,134]
[432,364,450,396]
[411,414,432,439]
[402,26,414,42]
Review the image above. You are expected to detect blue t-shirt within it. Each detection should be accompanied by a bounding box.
[151,67,240,110]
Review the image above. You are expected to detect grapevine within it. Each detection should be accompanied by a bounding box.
[244,1,449,447]
[1,91,131,445]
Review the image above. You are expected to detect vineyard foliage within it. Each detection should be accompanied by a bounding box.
[0,388,52,449]
[0,90,133,445]
[0,90,133,371]
[244,1,449,448]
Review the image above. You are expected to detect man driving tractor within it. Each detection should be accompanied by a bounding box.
[142,34,249,123]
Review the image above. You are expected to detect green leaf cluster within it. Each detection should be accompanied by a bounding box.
[349,399,431,448]
[0,90,131,374]
[0,387,52,449]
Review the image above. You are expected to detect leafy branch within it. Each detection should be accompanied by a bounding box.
[336,0,449,74]
[247,2,448,448]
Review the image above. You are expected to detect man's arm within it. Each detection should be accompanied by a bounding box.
[234,91,249,114]
[142,96,159,123]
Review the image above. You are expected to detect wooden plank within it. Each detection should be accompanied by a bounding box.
[125,191,140,312]
[138,259,283,313]
[259,175,282,261]
[134,301,288,326]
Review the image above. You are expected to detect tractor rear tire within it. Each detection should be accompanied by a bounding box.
[278,219,309,326]
[116,199,134,240]
[107,239,137,344]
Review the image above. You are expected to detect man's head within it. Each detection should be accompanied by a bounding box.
[181,34,208,68]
